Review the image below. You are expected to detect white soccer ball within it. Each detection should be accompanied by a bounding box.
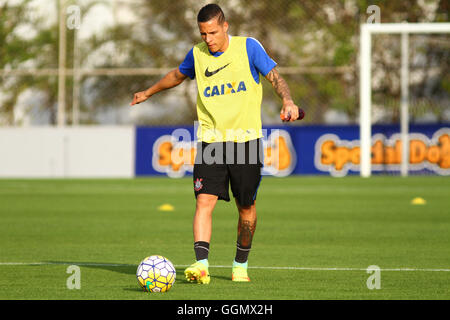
[136,255,176,293]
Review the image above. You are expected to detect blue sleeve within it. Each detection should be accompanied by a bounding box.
[179,48,195,79]
[246,38,277,84]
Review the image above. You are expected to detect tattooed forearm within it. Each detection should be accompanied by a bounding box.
[237,218,257,248]
[265,68,293,102]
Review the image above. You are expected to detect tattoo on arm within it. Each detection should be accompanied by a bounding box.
[265,68,293,102]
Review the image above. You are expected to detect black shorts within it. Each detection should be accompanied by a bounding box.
[193,138,263,207]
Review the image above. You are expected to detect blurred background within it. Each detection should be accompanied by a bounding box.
[0,0,449,178]
[2,1,450,302]
[1,0,449,127]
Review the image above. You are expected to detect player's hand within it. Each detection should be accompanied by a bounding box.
[130,90,151,106]
[280,100,300,122]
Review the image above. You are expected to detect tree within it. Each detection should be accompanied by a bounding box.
[0,0,52,125]
[0,0,107,125]
[2,0,448,125]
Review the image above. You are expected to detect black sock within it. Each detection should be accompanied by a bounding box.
[194,241,210,261]
[234,242,251,263]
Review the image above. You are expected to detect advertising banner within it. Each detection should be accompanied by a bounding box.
[135,124,450,177]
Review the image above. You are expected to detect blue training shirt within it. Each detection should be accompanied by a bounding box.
[179,37,277,84]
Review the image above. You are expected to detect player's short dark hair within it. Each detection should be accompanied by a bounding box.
[197,4,225,24]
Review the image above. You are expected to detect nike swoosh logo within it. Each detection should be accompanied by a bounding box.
[205,63,231,77]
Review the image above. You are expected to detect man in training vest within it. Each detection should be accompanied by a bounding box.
[131,3,300,284]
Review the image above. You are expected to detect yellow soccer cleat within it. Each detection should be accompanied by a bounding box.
[184,261,210,284]
[231,264,250,282]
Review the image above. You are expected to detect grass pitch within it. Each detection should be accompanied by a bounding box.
[0,176,449,300]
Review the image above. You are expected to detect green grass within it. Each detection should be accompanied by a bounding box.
[0,176,449,300]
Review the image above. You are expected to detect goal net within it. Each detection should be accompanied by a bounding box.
[359,23,450,177]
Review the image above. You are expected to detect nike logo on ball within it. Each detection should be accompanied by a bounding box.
[205,63,231,77]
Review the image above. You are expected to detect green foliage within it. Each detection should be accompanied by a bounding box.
[0,0,448,125]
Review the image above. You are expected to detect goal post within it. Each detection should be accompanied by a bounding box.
[359,23,450,177]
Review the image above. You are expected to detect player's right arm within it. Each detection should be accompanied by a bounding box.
[130,68,188,106]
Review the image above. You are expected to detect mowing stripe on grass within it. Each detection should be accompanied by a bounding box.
[1,262,449,272]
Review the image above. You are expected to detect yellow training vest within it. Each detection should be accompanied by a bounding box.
[193,36,263,143]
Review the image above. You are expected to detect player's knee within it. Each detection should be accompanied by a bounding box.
[196,194,217,212]
[237,204,256,218]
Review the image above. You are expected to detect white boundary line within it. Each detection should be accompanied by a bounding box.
[1,262,449,272]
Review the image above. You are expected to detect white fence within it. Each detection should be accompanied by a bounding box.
[0,127,135,178]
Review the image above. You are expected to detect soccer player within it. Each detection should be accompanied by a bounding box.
[131,4,300,283]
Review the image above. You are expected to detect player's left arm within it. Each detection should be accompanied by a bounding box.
[265,67,300,121]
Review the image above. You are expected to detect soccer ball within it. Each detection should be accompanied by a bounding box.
[136,255,176,293]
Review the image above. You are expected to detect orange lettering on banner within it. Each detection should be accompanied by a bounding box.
[410,140,426,164]
[335,147,349,171]
[321,141,335,166]
[439,134,450,169]
[158,142,173,166]
[395,140,402,163]
[350,147,360,165]
[157,141,196,172]
[153,132,295,176]
[316,130,450,175]
[426,146,440,164]
[277,136,292,171]
[320,140,360,170]
[372,140,384,164]
[264,147,273,167]
[264,135,293,171]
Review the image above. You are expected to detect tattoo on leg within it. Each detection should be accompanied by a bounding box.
[237,218,257,248]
